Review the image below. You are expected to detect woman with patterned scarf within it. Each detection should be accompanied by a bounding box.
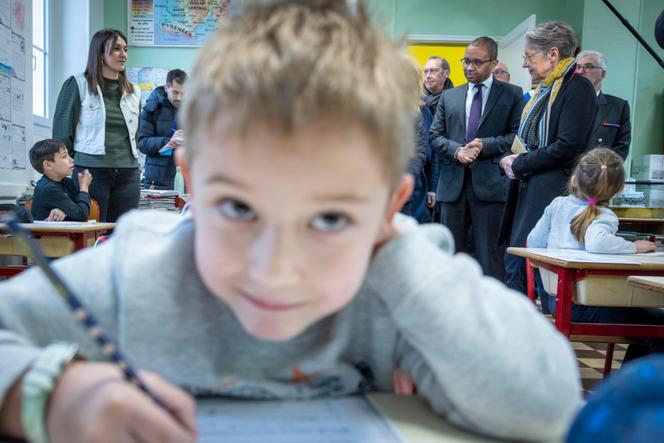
[498,21,598,294]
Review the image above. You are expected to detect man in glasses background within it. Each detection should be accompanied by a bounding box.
[492,60,511,83]
[422,56,454,215]
[576,50,631,160]
[429,36,524,280]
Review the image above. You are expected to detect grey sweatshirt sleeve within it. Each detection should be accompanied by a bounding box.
[584,212,636,254]
[365,223,582,441]
[0,243,118,408]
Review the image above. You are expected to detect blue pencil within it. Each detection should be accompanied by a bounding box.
[3,214,166,410]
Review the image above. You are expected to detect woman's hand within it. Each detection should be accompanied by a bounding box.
[47,362,197,443]
[500,154,518,179]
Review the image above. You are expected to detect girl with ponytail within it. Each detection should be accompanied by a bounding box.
[528,147,655,254]
[528,147,663,361]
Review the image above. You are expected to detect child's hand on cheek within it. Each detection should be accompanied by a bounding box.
[47,362,197,443]
[372,215,409,256]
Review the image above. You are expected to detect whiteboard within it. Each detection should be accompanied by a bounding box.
[0,0,32,202]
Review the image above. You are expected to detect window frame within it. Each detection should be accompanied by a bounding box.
[32,0,49,127]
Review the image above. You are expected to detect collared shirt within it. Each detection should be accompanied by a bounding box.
[465,75,493,130]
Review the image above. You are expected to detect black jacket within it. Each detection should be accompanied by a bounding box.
[32,176,90,221]
[137,87,177,189]
[589,92,631,160]
[499,70,598,247]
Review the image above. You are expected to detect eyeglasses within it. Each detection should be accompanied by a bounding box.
[577,63,603,72]
[522,52,543,63]
[460,58,494,68]
[423,68,441,75]
[492,69,509,76]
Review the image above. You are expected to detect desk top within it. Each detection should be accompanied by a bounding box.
[626,275,664,293]
[0,222,115,234]
[507,247,664,270]
[371,394,498,442]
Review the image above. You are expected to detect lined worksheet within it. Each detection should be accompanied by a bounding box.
[196,396,405,443]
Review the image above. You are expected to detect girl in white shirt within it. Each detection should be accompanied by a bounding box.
[528,147,662,360]
[528,147,655,254]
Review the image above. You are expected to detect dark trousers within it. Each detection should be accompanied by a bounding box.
[538,273,664,360]
[504,254,527,294]
[439,171,505,280]
[74,166,140,223]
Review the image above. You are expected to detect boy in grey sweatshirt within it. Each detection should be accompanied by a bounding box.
[0,2,582,442]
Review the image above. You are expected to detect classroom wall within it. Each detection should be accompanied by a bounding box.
[100,0,660,163]
[580,0,664,168]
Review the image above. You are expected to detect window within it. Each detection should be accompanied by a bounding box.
[32,0,48,119]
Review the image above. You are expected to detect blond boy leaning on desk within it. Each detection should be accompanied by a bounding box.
[0,1,582,442]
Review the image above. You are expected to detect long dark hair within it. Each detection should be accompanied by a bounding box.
[84,29,133,95]
[569,148,624,244]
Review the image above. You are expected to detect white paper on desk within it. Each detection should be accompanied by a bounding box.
[196,396,406,443]
[527,248,664,264]
[31,221,96,226]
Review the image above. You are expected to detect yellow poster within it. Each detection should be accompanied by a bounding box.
[407,43,468,89]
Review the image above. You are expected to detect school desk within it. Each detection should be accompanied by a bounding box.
[0,222,115,276]
[627,275,664,296]
[507,247,664,340]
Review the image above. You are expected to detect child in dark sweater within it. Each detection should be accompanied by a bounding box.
[29,139,93,221]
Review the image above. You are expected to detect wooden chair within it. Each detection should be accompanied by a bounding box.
[23,197,100,222]
[88,198,100,222]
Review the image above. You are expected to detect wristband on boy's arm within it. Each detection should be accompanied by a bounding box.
[21,343,79,443]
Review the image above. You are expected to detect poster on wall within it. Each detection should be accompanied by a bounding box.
[10,32,24,80]
[128,0,231,47]
[0,120,10,169]
[0,0,10,28]
[0,24,11,76]
[126,67,171,106]
[10,0,24,36]
[10,123,24,169]
[0,74,10,121]
[10,77,24,124]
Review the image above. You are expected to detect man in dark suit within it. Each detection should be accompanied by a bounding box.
[576,50,631,159]
[429,37,523,280]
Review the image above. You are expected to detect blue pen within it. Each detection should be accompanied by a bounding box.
[3,214,167,410]
[602,122,621,128]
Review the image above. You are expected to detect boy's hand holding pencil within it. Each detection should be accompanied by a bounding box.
[46,362,197,443]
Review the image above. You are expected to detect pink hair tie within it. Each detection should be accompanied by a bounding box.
[587,198,598,206]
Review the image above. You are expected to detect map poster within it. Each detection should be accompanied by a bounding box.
[126,67,170,106]
[128,0,231,47]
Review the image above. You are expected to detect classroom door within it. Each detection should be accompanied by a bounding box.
[498,15,537,92]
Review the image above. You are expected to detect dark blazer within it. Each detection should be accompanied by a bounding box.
[498,71,598,248]
[429,79,524,203]
[402,107,434,223]
[589,92,631,160]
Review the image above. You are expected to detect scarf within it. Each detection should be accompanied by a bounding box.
[518,57,576,151]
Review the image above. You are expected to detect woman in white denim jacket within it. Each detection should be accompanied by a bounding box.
[53,29,141,222]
